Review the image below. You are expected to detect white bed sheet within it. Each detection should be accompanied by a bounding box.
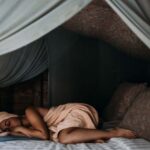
[0,138,150,150]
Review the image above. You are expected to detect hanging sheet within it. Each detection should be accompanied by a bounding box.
[0,38,48,87]
[0,0,91,87]
[106,0,150,49]
[0,0,91,55]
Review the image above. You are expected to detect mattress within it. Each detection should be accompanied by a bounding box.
[0,138,150,150]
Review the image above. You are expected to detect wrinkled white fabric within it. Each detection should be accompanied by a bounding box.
[0,138,150,149]
[0,0,91,55]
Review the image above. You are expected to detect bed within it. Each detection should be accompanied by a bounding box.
[0,137,150,150]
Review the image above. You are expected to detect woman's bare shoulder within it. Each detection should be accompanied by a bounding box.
[35,107,49,117]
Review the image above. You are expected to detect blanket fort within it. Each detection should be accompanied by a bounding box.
[0,0,91,55]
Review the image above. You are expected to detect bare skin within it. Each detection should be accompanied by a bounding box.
[0,107,49,140]
[0,107,136,144]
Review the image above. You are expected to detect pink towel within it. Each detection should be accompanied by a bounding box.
[44,103,99,142]
[0,112,18,124]
[0,112,18,136]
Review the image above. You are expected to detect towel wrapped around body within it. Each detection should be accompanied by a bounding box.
[44,103,99,142]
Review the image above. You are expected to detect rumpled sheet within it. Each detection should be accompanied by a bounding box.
[0,138,150,150]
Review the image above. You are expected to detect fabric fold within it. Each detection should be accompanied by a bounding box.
[44,103,99,142]
[106,0,150,48]
[0,0,91,55]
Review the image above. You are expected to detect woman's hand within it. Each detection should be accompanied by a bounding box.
[0,131,10,136]
[11,126,32,137]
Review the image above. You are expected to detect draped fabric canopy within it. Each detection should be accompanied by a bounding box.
[0,0,150,88]
[0,0,91,87]
[106,0,150,49]
[0,38,48,87]
[0,0,91,55]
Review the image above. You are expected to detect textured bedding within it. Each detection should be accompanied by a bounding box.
[0,138,150,150]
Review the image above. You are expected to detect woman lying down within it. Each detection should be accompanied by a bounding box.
[0,103,136,144]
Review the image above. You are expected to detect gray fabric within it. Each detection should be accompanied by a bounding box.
[0,27,80,88]
[0,0,91,55]
[0,38,48,87]
[106,0,150,48]
[0,0,91,87]
[0,138,150,150]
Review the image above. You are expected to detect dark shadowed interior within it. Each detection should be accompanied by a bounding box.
[0,0,150,118]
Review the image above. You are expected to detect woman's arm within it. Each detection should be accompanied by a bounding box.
[9,131,27,137]
[13,106,49,140]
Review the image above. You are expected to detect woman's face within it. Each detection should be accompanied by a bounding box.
[0,117,21,131]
